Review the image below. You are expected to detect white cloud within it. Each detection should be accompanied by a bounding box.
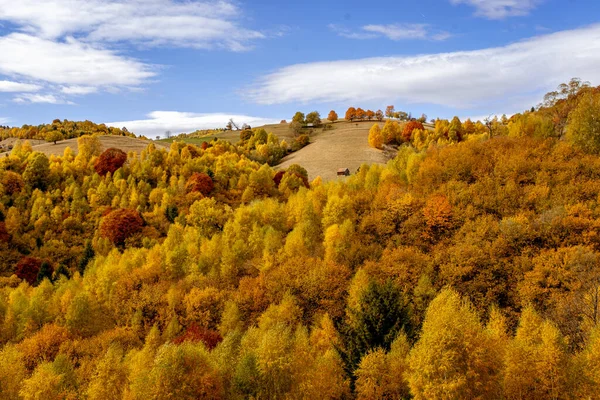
[0,0,264,51]
[450,0,542,19]
[0,34,155,88]
[60,86,98,95]
[13,93,74,104]
[106,111,281,138]
[248,24,600,114]
[330,23,450,41]
[0,80,42,92]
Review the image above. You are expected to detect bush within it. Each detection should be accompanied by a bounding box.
[289,121,303,136]
[94,148,127,175]
[292,134,310,151]
[185,173,214,196]
[99,209,144,247]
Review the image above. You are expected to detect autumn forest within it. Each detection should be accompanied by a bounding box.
[2,79,600,399]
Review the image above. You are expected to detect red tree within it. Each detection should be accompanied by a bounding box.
[345,107,357,121]
[328,110,339,122]
[0,222,8,243]
[273,170,286,187]
[94,148,127,175]
[355,108,366,120]
[15,257,42,285]
[173,324,223,350]
[385,105,395,118]
[185,173,214,196]
[99,209,144,246]
[402,121,425,142]
[185,144,201,158]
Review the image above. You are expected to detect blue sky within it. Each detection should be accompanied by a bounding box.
[0,0,599,137]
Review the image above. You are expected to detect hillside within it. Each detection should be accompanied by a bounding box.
[278,120,390,181]
[165,119,411,181]
[3,81,600,399]
[0,135,167,157]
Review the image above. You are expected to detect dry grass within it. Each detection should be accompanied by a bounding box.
[0,138,46,148]
[0,135,167,157]
[278,120,390,181]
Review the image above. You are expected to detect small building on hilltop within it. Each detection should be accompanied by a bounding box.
[337,168,350,177]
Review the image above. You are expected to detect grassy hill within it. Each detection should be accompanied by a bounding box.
[0,135,168,157]
[161,119,414,181]
[278,120,390,181]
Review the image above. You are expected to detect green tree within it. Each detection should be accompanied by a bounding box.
[292,112,305,125]
[340,280,412,378]
[306,111,321,126]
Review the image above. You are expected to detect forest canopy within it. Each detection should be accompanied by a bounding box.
[2,79,600,398]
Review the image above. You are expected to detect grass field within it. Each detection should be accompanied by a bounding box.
[0,135,168,157]
[278,120,390,181]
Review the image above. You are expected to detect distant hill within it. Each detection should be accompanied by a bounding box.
[0,135,167,157]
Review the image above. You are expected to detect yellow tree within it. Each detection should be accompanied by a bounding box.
[76,134,102,164]
[566,90,600,152]
[87,345,128,400]
[368,124,384,149]
[407,289,503,399]
[355,333,411,400]
[503,306,569,400]
[381,120,399,144]
[0,345,26,400]
[45,130,63,145]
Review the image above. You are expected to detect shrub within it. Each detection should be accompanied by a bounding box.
[292,134,310,151]
[185,173,214,196]
[94,148,127,175]
[99,209,144,247]
[289,121,303,136]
